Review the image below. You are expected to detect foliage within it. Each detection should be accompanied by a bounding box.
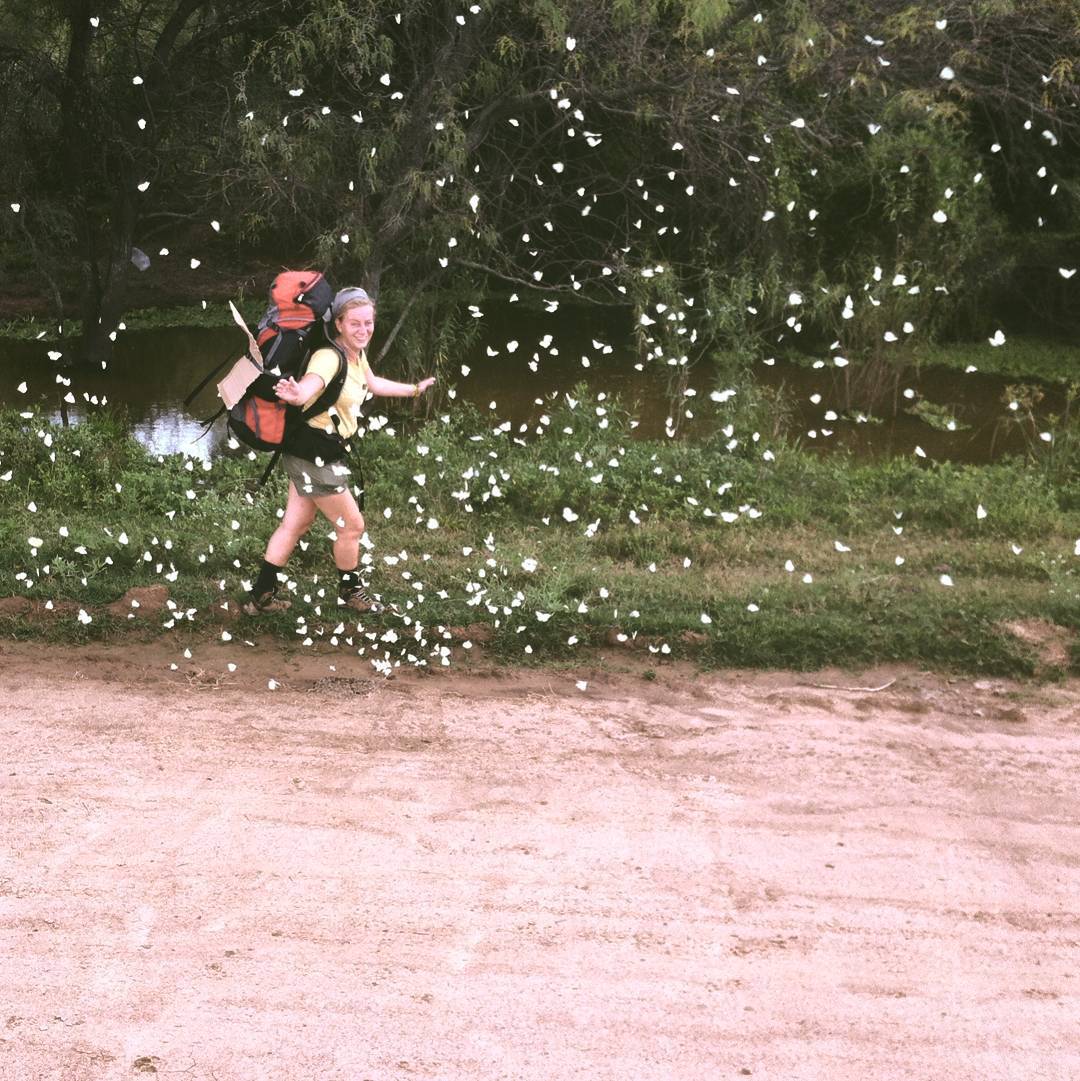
[905,398,970,432]
[915,338,1080,383]
[4,0,1079,376]
[0,1,286,362]
[0,406,1077,676]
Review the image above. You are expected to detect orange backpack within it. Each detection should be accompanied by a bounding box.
[184,270,346,484]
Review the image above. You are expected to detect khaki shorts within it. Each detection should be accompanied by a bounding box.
[281,453,353,498]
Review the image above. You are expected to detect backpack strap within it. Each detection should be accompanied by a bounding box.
[297,343,348,422]
[261,330,283,370]
[197,403,227,432]
[256,449,282,489]
[183,347,236,409]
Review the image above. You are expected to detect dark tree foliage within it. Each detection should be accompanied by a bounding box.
[0,1,284,363]
[1,0,1078,368]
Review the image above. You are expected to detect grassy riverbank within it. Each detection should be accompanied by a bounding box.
[914,338,1080,383]
[1,400,1078,677]
[775,337,1080,384]
[0,299,268,341]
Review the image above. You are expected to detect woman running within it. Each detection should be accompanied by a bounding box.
[243,286,435,614]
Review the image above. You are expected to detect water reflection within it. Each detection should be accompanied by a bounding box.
[752,360,1053,464]
[0,312,1060,464]
[0,327,240,460]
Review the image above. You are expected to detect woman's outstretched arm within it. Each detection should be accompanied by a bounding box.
[365,371,436,398]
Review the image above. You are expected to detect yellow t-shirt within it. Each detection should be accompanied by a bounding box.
[301,347,370,440]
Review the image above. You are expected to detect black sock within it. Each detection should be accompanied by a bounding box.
[252,559,283,597]
[338,569,361,598]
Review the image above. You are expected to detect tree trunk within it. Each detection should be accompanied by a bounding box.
[75,183,136,367]
[362,258,383,302]
[77,267,129,368]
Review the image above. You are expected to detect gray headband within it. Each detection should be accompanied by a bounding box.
[327,286,372,321]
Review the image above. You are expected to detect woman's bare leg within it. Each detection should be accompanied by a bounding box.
[312,488,366,571]
[265,482,318,566]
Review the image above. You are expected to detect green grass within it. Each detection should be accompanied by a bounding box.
[914,337,1080,383]
[0,300,268,342]
[1,403,1078,676]
[777,334,1080,384]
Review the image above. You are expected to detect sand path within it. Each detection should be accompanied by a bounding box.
[2,641,1079,1080]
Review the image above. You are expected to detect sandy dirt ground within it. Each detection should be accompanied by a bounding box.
[2,638,1079,1081]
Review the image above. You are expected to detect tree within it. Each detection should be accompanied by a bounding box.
[0,0,284,364]
[209,1,786,369]
[210,0,1080,378]
[3,0,1078,380]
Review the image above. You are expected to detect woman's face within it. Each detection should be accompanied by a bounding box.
[335,303,376,354]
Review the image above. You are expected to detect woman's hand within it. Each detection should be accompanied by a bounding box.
[416,377,436,395]
[275,376,310,405]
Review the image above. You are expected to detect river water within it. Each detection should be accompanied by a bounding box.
[0,310,1055,463]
